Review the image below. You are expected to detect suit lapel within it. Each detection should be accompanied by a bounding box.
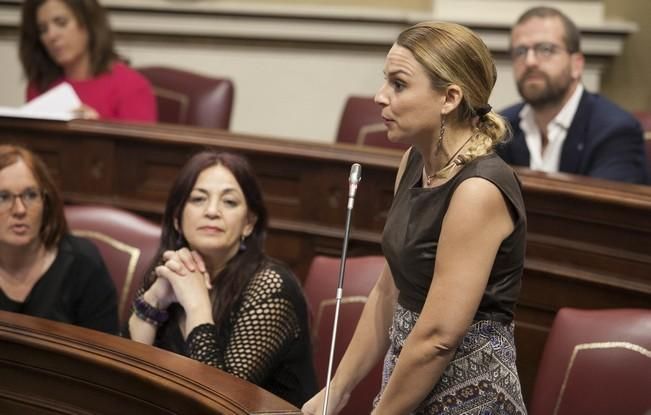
[510,115,532,166]
[559,91,592,174]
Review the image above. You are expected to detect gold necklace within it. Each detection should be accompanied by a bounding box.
[425,133,474,186]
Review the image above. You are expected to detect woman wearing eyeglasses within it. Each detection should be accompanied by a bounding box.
[0,145,118,334]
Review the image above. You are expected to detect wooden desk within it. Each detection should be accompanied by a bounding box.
[0,310,299,414]
[3,117,650,404]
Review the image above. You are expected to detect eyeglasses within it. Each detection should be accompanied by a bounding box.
[0,189,44,212]
[511,42,567,62]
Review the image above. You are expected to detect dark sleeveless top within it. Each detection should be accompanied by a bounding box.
[382,150,526,322]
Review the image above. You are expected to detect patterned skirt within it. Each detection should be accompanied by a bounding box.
[374,303,527,415]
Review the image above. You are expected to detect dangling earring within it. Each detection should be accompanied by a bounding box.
[436,114,446,155]
[239,234,247,252]
[176,231,185,247]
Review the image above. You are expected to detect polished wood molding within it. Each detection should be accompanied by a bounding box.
[0,310,300,414]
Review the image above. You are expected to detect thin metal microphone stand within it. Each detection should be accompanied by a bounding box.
[322,172,358,415]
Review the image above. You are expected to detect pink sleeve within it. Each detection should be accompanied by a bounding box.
[26,82,40,102]
[114,68,158,123]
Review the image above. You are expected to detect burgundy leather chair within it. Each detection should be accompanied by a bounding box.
[64,205,162,326]
[138,66,234,129]
[336,96,408,150]
[303,255,385,415]
[529,308,651,415]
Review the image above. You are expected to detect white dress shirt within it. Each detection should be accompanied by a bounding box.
[518,84,584,173]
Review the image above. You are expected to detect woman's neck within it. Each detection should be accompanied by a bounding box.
[64,54,93,81]
[421,124,476,178]
[202,247,240,281]
[205,260,225,281]
[0,240,47,279]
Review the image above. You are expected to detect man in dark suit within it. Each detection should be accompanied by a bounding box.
[497,6,648,184]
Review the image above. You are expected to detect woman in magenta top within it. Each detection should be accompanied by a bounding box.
[19,0,156,122]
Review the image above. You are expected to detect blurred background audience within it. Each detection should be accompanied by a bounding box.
[498,6,649,184]
[19,0,156,122]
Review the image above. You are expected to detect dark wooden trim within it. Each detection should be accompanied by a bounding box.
[0,310,300,414]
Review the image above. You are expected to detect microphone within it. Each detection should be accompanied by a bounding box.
[323,163,362,415]
[347,163,362,210]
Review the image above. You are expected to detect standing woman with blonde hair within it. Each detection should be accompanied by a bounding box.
[303,21,527,414]
[19,0,156,122]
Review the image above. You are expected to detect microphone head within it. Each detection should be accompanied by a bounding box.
[349,163,362,185]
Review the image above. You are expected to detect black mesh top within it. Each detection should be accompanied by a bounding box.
[143,263,316,407]
[382,150,527,322]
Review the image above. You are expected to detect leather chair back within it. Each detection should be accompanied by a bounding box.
[529,308,651,415]
[303,255,385,415]
[64,205,161,326]
[336,96,408,150]
[138,66,234,129]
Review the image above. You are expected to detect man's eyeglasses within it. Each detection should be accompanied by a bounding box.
[0,189,44,212]
[511,42,567,62]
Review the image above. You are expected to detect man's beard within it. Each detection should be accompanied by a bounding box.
[517,69,573,110]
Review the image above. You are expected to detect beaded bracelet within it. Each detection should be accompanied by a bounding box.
[133,295,169,327]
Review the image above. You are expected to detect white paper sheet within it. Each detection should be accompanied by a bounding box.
[0,82,81,121]
[0,106,77,121]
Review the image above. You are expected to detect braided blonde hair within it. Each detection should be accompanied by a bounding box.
[397,21,511,167]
